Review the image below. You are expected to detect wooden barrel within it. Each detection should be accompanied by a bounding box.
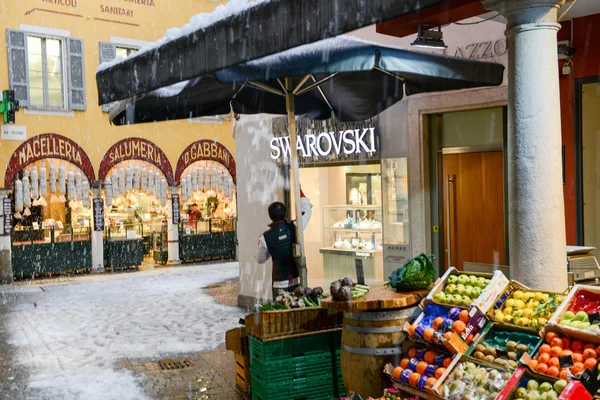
[341,307,420,397]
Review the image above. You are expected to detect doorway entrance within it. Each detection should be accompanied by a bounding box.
[430,107,507,272]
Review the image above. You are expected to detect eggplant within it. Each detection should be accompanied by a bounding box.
[305,287,313,298]
[312,287,324,297]
[339,286,353,301]
[294,286,306,298]
[342,277,354,287]
[330,281,342,299]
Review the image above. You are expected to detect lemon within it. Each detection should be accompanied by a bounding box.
[494,311,505,323]
[503,315,513,324]
[503,307,513,316]
[522,308,534,318]
[513,291,524,300]
[505,299,515,308]
[538,318,548,325]
[520,317,530,326]
[514,300,526,310]
[534,292,545,302]
[527,300,540,310]
[513,317,522,326]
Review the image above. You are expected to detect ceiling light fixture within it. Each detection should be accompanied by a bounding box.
[411,24,447,49]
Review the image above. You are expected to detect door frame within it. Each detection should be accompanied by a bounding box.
[574,76,600,245]
[430,107,509,274]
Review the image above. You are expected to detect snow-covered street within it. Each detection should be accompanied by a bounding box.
[0,263,244,400]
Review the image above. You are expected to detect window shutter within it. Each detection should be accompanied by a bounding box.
[99,42,116,112]
[67,37,86,110]
[6,29,30,106]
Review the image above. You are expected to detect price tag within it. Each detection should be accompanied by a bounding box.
[355,259,365,285]
[496,348,509,359]
[93,198,104,232]
[2,198,11,235]
[559,354,574,369]
[589,312,600,325]
[171,194,180,225]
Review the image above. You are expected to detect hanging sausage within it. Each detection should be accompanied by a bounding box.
[105,178,113,207]
[49,163,57,195]
[31,166,39,200]
[160,178,167,206]
[40,164,47,197]
[58,164,66,202]
[111,171,119,200]
[133,165,140,191]
[181,178,187,202]
[119,167,126,195]
[82,180,90,208]
[23,176,31,216]
[211,167,218,191]
[147,170,155,196]
[75,171,83,201]
[198,166,205,191]
[126,165,133,192]
[14,178,23,219]
[191,168,198,192]
[141,167,147,192]
[67,171,75,200]
[186,173,192,201]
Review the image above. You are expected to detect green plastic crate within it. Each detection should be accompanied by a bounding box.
[251,351,332,384]
[249,333,331,363]
[332,349,345,397]
[251,374,334,400]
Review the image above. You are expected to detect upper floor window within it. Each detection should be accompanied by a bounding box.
[27,36,65,109]
[7,28,86,111]
[116,46,138,58]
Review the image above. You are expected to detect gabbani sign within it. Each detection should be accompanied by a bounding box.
[175,140,236,184]
[270,127,377,160]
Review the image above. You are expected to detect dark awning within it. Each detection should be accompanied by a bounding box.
[96,0,451,105]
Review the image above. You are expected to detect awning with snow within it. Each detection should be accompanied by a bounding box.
[96,0,452,105]
[109,36,504,125]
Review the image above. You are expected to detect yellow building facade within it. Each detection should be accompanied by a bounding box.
[0,0,237,280]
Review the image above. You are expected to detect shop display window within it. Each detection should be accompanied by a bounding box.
[322,205,383,252]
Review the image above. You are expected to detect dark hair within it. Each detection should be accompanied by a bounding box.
[268,202,286,222]
[191,203,198,207]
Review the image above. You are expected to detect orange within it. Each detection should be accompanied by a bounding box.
[435,368,446,379]
[408,348,418,359]
[584,358,598,371]
[550,346,563,358]
[432,317,445,331]
[407,324,417,337]
[595,345,600,356]
[562,337,571,350]
[538,353,551,364]
[416,361,429,375]
[573,353,584,364]
[466,334,474,345]
[584,343,596,351]
[452,320,466,334]
[571,340,584,352]
[550,338,564,349]
[583,349,598,360]
[459,310,470,324]
[547,366,560,377]
[561,350,574,358]
[424,351,438,364]
[545,332,559,344]
[539,344,552,355]
[423,328,435,342]
[559,368,570,380]
[393,366,403,380]
[400,358,410,369]
[536,363,549,374]
[426,377,438,388]
[409,372,421,387]
[549,357,560,368]
[528,360,539,371]
[570,362,585,375]
[443,358,452,368]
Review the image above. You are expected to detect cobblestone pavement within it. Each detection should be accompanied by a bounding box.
[0,262,246,399]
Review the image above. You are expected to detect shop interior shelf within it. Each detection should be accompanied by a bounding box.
[325,227,382,233]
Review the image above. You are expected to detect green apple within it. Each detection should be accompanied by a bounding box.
[465,287,475,298]
[434,292,447,303]
[560,319,572,327]
[462,296,472,307]
[554,380,567,395]
[526,391,541,400]
[446,284,456,295]
[448,275,458,284]
[541,392,558,400]
[457,275,469,285]
[452,294,464,305]
[456,284,466,296]
[562,311,575,320]
[468,276,478,286]
[574,311,589,322]
[539,382,552,393]
[516,388,527,398]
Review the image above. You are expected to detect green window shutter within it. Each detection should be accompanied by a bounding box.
[6,29,30,106]
[99,42,116,112]
[67,37,86,110]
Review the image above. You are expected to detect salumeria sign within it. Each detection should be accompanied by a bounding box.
[270,127,377,160]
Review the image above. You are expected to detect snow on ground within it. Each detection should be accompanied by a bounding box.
[0,262,243,400]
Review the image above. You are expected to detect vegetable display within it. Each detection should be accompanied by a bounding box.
[255,287,324,311]
[511,378,566,400]
[388,254,436,292]
[493,290,565,330]
[329,277,369,301]
[442,361,512,400]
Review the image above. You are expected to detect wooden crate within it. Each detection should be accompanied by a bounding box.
[244,308,343,341]
[226,326,248,355]
[234,352,251,394]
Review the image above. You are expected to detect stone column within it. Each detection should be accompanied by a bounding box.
[0,190,12,284]
[482,0,567,291]
[91,188,104,273]
[166,187,180,266]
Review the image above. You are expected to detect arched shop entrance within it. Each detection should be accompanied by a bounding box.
[5,134,96,278]
[175,140,237,262]
[98,138,174,269]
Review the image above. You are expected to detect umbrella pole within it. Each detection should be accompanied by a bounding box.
[285,77,307,288]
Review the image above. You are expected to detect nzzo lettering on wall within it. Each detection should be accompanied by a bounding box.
[453,39,508,63]
[270,127,378,165]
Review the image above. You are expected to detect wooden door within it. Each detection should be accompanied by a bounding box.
[442,151,505,271]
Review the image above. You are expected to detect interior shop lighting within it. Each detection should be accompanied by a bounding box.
[411,24,447,49]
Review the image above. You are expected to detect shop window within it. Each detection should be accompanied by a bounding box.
[115,46,138,58]
[6,29,86,110]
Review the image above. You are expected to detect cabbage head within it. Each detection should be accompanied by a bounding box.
[389,253,436,292]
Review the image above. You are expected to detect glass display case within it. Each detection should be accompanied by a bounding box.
[179,218,237,263]
[103,213,144,270]
[320,205,384,282]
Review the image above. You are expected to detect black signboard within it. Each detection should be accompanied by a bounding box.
[93,198,104,232]
[355,259,365,285]
[3,198,11,235]
[172,194,180,225]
